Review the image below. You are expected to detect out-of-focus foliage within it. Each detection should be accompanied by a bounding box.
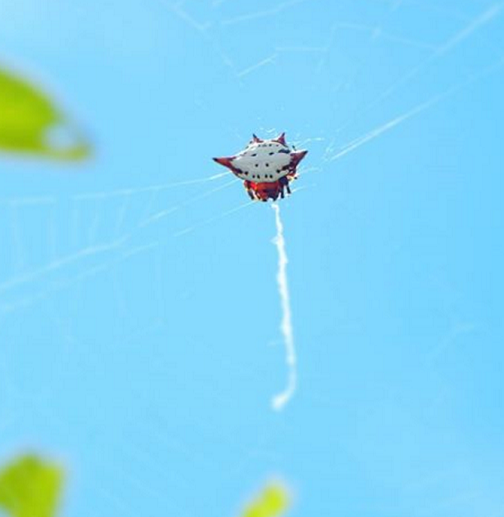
[0,455,63,517]
[0,66,90,160]
[241,484,290,517]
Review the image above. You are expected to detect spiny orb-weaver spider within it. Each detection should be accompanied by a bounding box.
[213,133,308,202]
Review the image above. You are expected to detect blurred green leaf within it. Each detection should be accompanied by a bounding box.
[0,455,63,517]
[0,66,90,160]
[241,484,290,517]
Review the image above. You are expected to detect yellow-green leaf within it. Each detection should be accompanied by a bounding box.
[241,484,290,517]
[0,455,63,517]
[0,66,90,160]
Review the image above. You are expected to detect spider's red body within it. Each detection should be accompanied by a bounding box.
[213,133,307,202]
[244,176,296,202]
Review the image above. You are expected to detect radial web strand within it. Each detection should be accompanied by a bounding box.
[271,203,297,411]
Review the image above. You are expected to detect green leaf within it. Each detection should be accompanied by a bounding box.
[0,66,90,160]
[241,484,290,517]
[0,455,64,517]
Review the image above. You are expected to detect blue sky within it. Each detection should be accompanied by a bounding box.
[0,1,503,516]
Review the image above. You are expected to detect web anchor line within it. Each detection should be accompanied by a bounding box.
[271,203,297,411]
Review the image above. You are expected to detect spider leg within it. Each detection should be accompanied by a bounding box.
[244,180,256,200]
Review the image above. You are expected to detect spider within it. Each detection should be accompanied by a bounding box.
[213,133,308,202]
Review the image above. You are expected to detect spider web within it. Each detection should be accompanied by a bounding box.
[0,1,503,517]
